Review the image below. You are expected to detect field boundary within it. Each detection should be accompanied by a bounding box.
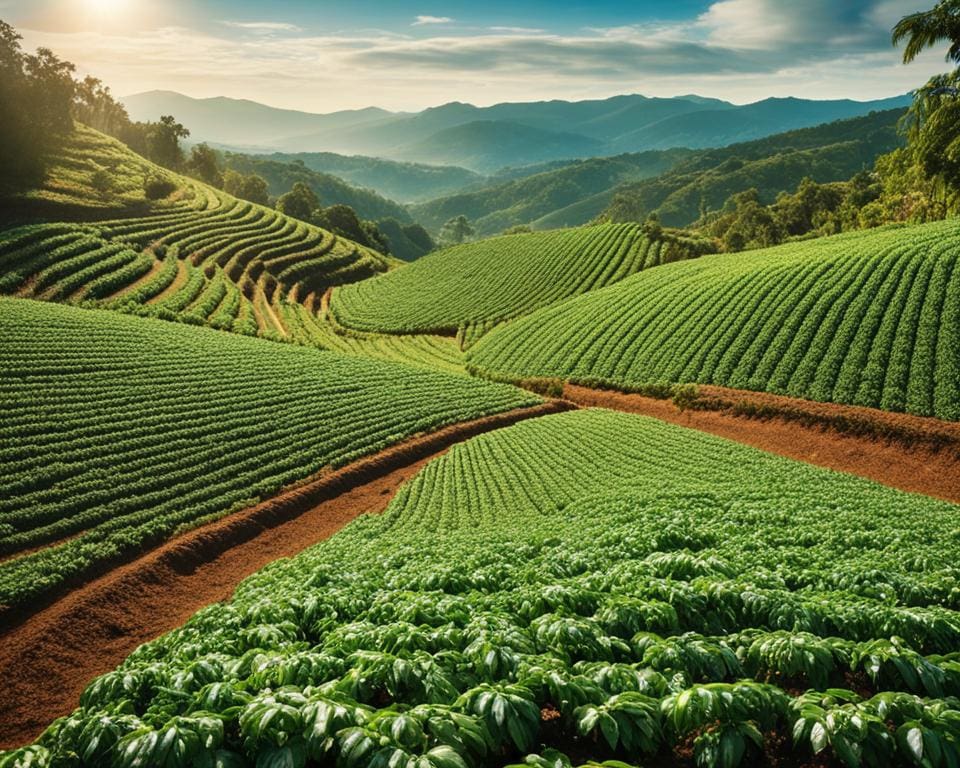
[562,383,960,504]
[0,399,573,749]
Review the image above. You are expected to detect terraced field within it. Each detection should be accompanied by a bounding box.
[10,408,960,768]
[0,126,466,374]
[0,298,539,614]
[469,219,960,420]
[331,224,714,346]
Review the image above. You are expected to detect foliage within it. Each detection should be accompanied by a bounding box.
[600,110,905,229]
[438,216,476,248]
[468,218,960,421]
[0,298,538,610]
[7,408,960,767]
[332,224,715,344]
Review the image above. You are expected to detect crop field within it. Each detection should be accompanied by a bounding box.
[331,224,713,345]
[8,408,960,767]
[0,127,467,374]
[0,298,539,615]
[468,219,960,420]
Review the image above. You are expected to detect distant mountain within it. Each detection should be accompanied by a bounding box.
[609,95,912,152]
[400,121,606,173]
[124,90,913,182]
[122,90,397,147]
[260,152,482,203]
[414,109,906,236]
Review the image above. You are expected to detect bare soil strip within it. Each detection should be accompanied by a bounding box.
[563,384,960,504]
[0,400,572,749]
[146,258,187,305]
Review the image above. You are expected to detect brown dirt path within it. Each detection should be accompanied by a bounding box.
[564,384,960,504]
[0,400,572,750]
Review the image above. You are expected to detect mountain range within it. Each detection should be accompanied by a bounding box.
[122,91,912,174]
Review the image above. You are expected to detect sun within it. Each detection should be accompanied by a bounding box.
[83,0,129,14]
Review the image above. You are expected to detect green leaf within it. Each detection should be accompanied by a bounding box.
[599,713,619,751]
[810,721,828,753]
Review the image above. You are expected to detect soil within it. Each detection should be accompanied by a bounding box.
[0,400,572,749]
[146,258,187,305]
[563,383,960,504]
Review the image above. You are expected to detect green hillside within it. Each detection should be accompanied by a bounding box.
[603,109,905,227]
[0,298,539,613]
[331,223,714,345]
[469,218,960,420]
[410,150,691,236]
[221,152,412,222]
[17,407,960,767]
[261,151,481,203]
[0,125,468,373]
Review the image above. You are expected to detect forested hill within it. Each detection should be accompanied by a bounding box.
[412,108,906,236]
[221,153,412,223]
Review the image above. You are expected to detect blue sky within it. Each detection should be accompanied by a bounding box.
[2,0,950,112]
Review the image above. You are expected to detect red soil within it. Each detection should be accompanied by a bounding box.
[0,400,571,749]
[563,383,960,504]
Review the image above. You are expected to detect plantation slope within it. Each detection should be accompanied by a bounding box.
[469,218,960,421]
[331,223,714,343]
[0,125,470,374]
[0,298,539,613]
[11,408,960,767]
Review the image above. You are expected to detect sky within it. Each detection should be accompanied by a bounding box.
[1,0,952,113]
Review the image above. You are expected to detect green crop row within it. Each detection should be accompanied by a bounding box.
[331,224,712,341]
[0,298,540,613]
[469,218,960,421]
[8,408,960,768]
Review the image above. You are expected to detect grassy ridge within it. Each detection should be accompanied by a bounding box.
[11,408,960,767]
[469,219,960,421]
[0,125,471,374]
[332,224,714,345]
[0,298,539,612]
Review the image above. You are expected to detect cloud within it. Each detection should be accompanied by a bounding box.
[14,0,947,115]
[412,15,453,26]
[488,26,546,35]
[221,21,303,33]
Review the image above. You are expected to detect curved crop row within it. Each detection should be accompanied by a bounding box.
[331,224,714,341]
[0,298,540,613]
[469,219,960,420]
[10,408,960,768]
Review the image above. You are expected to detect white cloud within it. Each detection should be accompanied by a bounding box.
[488,26,545,35]
[412,15,453,26]
[221,21,303,33]
[14,1,949,114]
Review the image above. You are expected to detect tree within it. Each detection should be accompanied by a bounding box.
[438,215,475,247]
[144,115,189,170]
[276,182,319,221]
[892,0,960,64]
[186,143,223,188]
[223,170,270,206]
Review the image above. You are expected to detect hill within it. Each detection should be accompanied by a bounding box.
[398,120,606,173]
[602,108,907,227]
[220,152,412,222]
[413,109,905,236]
[0,297,539,613]
[411,150,693,235]
[19,406,960,767]
[468,218,960,421]
[331,224,715,344]
[0,124,470,373]
[258,151,482,203]
[125,91,910,174]
[608,95,911,152]
[122,90,395,148]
